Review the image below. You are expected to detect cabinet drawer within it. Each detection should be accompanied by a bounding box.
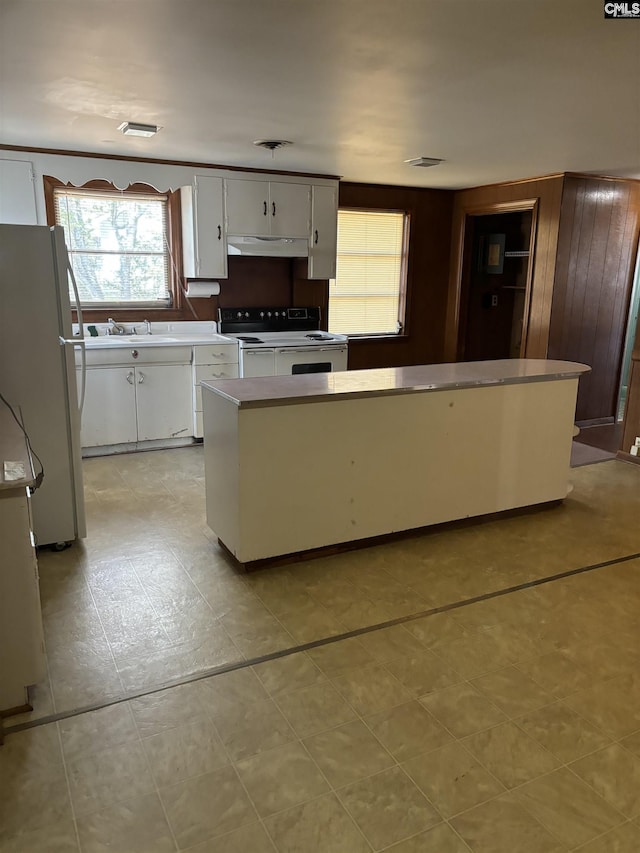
[81,345,192,367]
[193,364,239,410]
[194,364,239,383]
[193,344,238,365]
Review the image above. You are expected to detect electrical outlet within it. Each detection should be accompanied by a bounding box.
[634,437,640,446]
[491,294,498,307]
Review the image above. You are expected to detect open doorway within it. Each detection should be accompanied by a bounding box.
[459,207,536,361]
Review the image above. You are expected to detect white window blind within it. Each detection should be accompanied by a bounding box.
[329,209,407,335]
[54,188,170,306]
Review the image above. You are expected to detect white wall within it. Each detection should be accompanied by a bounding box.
[0,149,206,225]
[0,149,336,226]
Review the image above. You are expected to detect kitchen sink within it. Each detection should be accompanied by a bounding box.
[124,335,179,342]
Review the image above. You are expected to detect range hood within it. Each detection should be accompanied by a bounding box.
[227,235,309,258]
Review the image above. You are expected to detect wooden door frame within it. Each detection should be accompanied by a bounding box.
[447,199,539,361]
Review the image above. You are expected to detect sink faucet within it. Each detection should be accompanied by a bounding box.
[107,317,126,335]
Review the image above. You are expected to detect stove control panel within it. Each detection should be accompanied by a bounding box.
[219,307,321,333]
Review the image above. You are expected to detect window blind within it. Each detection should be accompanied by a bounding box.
[54,188,170,305]
[328,209,407,335]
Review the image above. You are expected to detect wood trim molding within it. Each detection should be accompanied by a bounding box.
[462,174,566,192]
[459,198,540,216]
[518,200,540,359]
[1,143,341,181]
[616,450,640,465]
[564,172,640,185]
[447,198,540,360]
[43,175,190,321]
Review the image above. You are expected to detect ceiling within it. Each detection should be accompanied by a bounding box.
[1,0,639,189]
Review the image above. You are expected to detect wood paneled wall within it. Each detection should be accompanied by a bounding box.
[547,175,640,422]
[338,182,454,370]
[181,256,323,322]
[445,176,565,361]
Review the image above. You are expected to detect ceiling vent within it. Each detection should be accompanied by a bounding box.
[404,157,444,168]
[118,122,161,138]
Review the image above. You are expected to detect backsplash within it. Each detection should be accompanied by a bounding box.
[73,320,219,337]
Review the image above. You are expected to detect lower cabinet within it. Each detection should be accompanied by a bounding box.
[79,364,192,447]
[79,367,137,446]
[192,343,240,438]
[137,365,192,441]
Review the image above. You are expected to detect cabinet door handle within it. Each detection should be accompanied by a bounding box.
[126,371,134,385]
[263,201,267,216]
[314,229,319,245]
[272,202,276,217]
[217,224,222,240]
[138,372,145,383]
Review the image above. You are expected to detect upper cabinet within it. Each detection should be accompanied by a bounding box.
[225,179,310,238]
[0,159,37,225]
[180,171,338,281]
[309,185,338,280]
[180,175,227,279]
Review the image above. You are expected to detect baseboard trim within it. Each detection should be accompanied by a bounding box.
[576,417,616,428]
[616,450,640,465]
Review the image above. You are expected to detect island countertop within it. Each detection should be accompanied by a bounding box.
[201,359,591,409]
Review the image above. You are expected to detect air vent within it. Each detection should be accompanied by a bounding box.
[118,122,161,138]
[404,157,444,168]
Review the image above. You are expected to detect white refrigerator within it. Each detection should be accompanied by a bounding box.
[0,224,86,547]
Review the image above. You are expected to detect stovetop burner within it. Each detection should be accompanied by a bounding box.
[236,336,264,343]
[306,333,333,341]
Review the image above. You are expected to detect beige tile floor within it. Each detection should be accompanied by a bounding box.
[1,447,640,851]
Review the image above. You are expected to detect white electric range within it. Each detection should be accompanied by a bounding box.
[218,307,348,377]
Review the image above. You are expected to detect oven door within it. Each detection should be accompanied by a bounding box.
[275,346,348,375]
[241,348,276,377]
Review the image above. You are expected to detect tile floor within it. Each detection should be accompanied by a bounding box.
[1,447,640,851]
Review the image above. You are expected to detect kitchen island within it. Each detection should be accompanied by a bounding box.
[202,359,590,568]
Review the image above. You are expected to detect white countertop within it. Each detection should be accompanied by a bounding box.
[83,332,235,349]
[201,359,591,409]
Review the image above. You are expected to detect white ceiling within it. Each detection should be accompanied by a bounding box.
[1,0,639,189]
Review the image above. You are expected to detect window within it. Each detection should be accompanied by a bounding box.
[52,184,172,307]
[328,209,409,335]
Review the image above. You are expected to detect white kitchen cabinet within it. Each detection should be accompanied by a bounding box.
[181,176,227,279]
[309,184,338,280]
[78,346,193,449]
[78,366,138,446]
[136,364,192,441]
[0,159,37,225]
[225,179,310,238]
[269,182,312,237]
[192,342,239,438]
